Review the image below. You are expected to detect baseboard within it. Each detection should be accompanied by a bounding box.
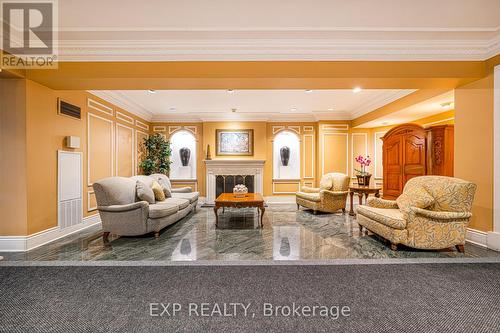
[0,214,102,252]
[486,232,500,251]
[465,228,488,248]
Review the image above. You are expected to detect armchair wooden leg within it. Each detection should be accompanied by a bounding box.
[390,243,398,251]
[342,208,346,214]
[297,204,300,210]
[359,225,363,235]
[456,244,465,253]
[103,232,110,242]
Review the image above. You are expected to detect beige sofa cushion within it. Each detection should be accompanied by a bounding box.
[296,192,321,202]
[148,202,179,219]
[172,192,199,203]
[136,181,155,204]
[396,186,434,214]
[356,206,406,230]
[151,180,166,201]
[164,197,190,210]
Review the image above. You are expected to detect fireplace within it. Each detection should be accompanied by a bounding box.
[204,159,265,205]
[216,175,255,198]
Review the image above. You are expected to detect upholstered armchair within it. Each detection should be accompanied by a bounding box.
[356,176,476,252]
[296,173,350,214]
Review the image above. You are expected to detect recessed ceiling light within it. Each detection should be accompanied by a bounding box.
[227,89,235,94]
[291,107,297,111]
[148,89,156,94]
[382,121,390,125]
[305,89,313,93]
[353,87,362,93]
[169,107,176,111]
[328,108,334,111]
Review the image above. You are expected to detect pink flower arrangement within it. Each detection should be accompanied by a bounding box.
[354,155,371,175]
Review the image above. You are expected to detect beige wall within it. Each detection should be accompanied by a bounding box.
[455,75,494,232]
[3,79,152,236]
[0,79,28,235]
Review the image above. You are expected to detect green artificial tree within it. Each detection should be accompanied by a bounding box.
[139,133,172,175]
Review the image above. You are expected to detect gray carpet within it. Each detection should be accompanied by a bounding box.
[1,264,499,332]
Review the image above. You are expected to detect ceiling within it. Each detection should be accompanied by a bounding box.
[41,0,500,61]
[90,89,417,122]
[357,91,455,128]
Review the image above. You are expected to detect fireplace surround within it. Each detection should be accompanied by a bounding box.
[204,159,265,206]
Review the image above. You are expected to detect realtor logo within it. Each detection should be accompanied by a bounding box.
[1,0,58,68]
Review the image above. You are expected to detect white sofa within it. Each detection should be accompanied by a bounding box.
[92,174,199,240]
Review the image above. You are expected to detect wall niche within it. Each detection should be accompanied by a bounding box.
[273,130,300,179]
[170,130,196,179]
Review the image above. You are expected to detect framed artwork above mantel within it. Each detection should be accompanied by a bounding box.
[216,129,254,156]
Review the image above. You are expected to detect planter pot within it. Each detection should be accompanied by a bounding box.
[280,146,290,166]
[179,147,191,166]
[356,174,372,186]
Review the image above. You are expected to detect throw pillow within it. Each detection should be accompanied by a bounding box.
[136,181,155,204]
[396,186,434,214]
[151,180,166,201]
[319,175,333,190]
[158,178,172,198]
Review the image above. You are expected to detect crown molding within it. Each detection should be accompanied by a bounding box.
[58,34,500,61]
[350,90,418,119]
[87,90,154,121]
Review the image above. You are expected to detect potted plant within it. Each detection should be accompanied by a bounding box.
[139,134,172,175]
[354,155,372,186]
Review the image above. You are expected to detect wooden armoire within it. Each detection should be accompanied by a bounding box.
[382,123,454,199]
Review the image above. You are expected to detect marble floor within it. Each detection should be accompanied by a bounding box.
[1,203,499,261]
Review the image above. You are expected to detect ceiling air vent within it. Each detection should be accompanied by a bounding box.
[58,98,81,119]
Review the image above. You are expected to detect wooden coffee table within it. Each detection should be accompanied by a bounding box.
[349,185,381,216]
[214,193,265,228]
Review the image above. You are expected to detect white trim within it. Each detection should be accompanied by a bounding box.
[171,180,198,192]
[373,131,387,179]
[135,120,150,131]
[115,111,134,125]
[302,134,315,179]
[185,126,198,135]
[58,34,500,62]
[87,98,114,116]
[350,90,417,119]
[88,91,153,121]
[466,228,487,248]
[87,191,97,212]
[322,124,349,131]
[422,117,455,128]
[87,112,114,186]
[288,125,301,134]
[115,123,135,177]
[351,133,368,178]
[272,180,301,195]
[0,215,101,252]
[153,126,167,132]
[321,132,349,176]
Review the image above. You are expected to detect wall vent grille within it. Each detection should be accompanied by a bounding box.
[58,99,81,119]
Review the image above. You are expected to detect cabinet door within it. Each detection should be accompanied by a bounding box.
[402,133,426,187]
[383,137,402,199]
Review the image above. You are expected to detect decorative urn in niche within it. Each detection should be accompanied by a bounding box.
[280,146,290,166]
[179,147,191,166]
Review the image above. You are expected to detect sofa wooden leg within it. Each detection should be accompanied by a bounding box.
[154,231,160,239]
[103,232,110,242]
[390,243,398,251]
[297,204,300,210]
[359,225,363,235]
[456,244,465,253]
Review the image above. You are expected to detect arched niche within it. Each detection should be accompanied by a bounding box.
[170,130,196,179]
[273,130,300,179]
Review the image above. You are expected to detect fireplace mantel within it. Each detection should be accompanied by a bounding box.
[204,159,266,205]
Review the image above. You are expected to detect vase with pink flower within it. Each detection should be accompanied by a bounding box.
[354,155,372,186]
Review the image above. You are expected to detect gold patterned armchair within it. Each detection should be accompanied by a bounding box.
[296,173,350,214]
[356,176,476,252]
